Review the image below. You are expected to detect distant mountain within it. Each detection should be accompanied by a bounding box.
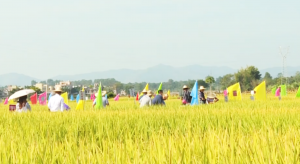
[51,64,237,83]
[0,73,40,87]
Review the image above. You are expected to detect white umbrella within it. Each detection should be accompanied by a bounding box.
[8,89,35,101]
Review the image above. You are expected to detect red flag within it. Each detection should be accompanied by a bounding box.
[136,92,139,101]
[39,92,47,105]
[30,93,37,105]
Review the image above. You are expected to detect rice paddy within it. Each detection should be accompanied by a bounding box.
[0,94,300,163]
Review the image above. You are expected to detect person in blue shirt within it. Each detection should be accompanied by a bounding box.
[152,90,168,105]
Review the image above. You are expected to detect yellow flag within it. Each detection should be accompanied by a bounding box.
[144,83,149,91]
[9,99,14,104]
[61,92,69,105]
[76,86,85,110]
[227,82,242,101]
[76,100,84,110]
[167,90,170,99]
[254,81,266,100]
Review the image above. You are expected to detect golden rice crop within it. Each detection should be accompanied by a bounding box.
[0,94,300,163]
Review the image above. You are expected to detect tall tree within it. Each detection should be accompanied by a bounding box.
[234,66,261,91]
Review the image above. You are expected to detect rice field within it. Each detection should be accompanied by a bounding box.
[0,94,300,163]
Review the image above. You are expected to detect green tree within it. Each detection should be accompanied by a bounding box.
[234,66,261,91]
[220,74,234,90]
[263,72,273,86]
[205,76,215,92]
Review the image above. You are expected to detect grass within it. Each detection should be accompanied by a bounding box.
[0,94,300,163]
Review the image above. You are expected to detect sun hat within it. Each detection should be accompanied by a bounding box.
[95,91,107,97]
[147,90,153,96]
[198,86,206,90]
[142,89,147,93]
[182,85,189,89]
[163,94,168,100]
[54,86,62,92]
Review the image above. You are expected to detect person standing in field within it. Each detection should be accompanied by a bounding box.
[140,90,153,107]
[16,95,31,112]
[93,91,109,108]
[199,86,206,104]
[139,89,148,101]
[181,85,191,105]
[152,90,168,105]
[48,86,64,112]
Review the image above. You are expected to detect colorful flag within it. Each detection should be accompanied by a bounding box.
[156,82,162,94]
[136,92,139,101]
[281,85,287,96]
[296,86,300,98]
[190,81,199,105]
[167,90,170,99]
[4,97,8,105]
[61,92,69,105]
[144,83,149,91]
[39,92,47,105]
[254,81,266,100]
[271,87,277,95]
[114,94,120,101]
[275,87,281,97]
[90,93,95,101]
[9,99,14,104]
[48,93,52,101]
[70,95,74,101]
[227,83,242,101]
[95,83,103,109]
[105,94,107,99]
[30,93,37,105]
[76,87,85,110]
[76,94,80,103]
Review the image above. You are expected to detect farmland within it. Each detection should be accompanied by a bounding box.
[0,94,300,163]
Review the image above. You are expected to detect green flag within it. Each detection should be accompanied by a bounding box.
[95,83,103,109]
[281,85,287,96]
[156,82,162,94]
[296,86,300,98]
[271,87,276,95]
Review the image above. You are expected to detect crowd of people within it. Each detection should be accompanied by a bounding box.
[9,84,220,112]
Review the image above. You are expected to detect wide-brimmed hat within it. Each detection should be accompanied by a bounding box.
[95,91,107,97]
[142,89,147,93]
[198,86,206,90]
[182,85,189,89]
[147,90,153,96]
[163,94,168,100]
[54,86,62,92]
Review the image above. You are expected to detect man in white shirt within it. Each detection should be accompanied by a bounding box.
[48,86,64,112]
[140,90,153,107]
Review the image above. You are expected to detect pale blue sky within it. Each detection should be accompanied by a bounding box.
[0,0,299,79]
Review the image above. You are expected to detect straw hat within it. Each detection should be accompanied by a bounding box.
[163,94,168,100]
[142,89,147,93]
[54,86,62,92]
[182,85,189,89]
[95,91,107,97]
[147,90,153,96]
[198,86,206,90]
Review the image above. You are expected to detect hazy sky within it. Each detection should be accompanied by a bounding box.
[1,0,299,79]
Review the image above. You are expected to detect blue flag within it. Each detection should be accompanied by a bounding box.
[76,94,80,103]
[70,95,74,101]
[48,93,52,101]
[105,94,107,99]
[190,81,199,105]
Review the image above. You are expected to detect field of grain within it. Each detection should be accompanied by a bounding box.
[0,94,299,163]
